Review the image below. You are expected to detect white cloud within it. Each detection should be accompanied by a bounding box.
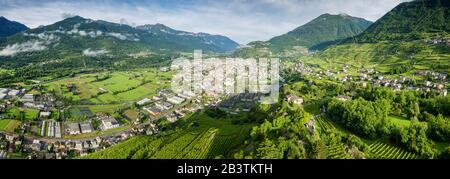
[0,0,412,44]
[0,32,60,56]
[0,40,47,56]
[82,48,109,57]
[106,32,127,40]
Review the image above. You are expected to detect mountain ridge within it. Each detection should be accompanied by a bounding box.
[267,13,373,51]
[0,15,239,59]
[0,16,29,37]
[354,0,449,42]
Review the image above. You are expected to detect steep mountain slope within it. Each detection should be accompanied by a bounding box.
[269,13,372,51]
[355,0,449,42]
[0,16,28,37]
[233,13,372,57]
[316,0,450,74]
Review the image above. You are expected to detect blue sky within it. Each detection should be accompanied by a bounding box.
[0,0,411,44]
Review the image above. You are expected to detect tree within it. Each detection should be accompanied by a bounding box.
[441,147,450,159]
[396,120,437,158]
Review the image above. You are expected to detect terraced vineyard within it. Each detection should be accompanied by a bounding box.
[327,143,351,159]
[369,142,417,159]
[82,112,254,159]
[315,116,336,131]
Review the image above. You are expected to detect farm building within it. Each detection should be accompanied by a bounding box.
[0,88,8,94]
[152,96,163,101]
[80,122,94,134]
[54,122,61,138]
[0,93,6,100]
[137,98,152,106]
[144,106,163,116]
[65,123,81,135]
[167,96,185,105]
[337,95,351,101]
[99,116,121,131]
[40,111,51,118]
[156,102,173,110]
[177,93,192,99]
[7,90,20,97]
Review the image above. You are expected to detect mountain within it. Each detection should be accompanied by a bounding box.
[0,16,28,37]
[268,13,372,51]
[317,0,450,75]
[233,13,372,58]
[355,0,449,42]
[136,23,239,52]
[0,16,239,62]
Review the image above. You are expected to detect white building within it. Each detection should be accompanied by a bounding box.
[40,111,51,118]
[54,122,61,138]
[0,93,6,100]
[137,98,151,106]
[7,90,20,97]
[20,94,35,102]
[286,94,303,105]
[99,116,121,131]
[0,88,8,94]
[167,96,185,105]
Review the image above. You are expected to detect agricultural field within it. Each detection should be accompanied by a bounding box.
[44,68,173,104]
[315,116,336,131]
[0,120,21,133]
[369,141,417,159]
[326,143,352,159]
[304,41,450,78]
[67,107,94,120]
[82,112,255,159]
[3,107,40,121]
[123,109,139,121]
[315,116,419,159]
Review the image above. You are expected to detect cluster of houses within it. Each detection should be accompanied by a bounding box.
[425,38,450,46]
[416,70,447,81]
[0,88,62,122]
[141,90,196,122]
[0,128,136,159]
[19,93,59,111]
[293,61,448,96]
[218,93,262,114]
[0,88,24,100]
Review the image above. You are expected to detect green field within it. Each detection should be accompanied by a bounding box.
[388,115,412,127]
[123,109,139,121]
[81,112,254,159]
[0,120,21,133]
[4,107,40,121]
[44,68,173,104]
[67,107,94,120]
